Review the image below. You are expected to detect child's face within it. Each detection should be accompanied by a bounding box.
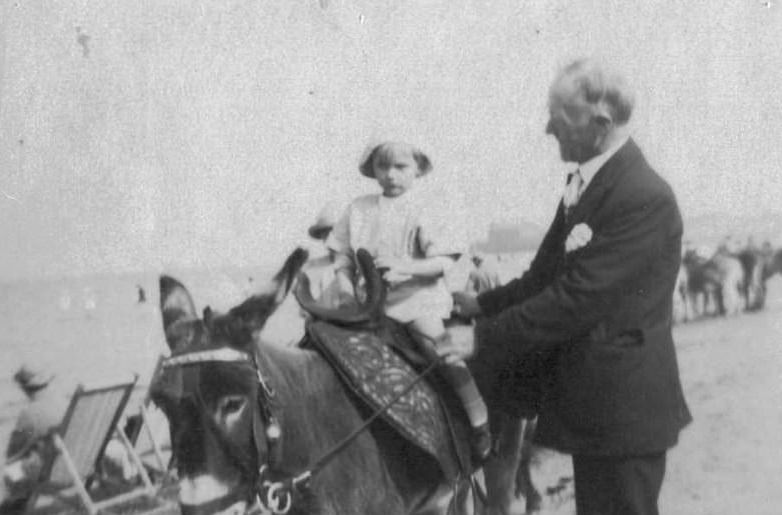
[373,149,419,197]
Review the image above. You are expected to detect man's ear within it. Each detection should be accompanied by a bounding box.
[593,109,613,128]
[592,100,614,127]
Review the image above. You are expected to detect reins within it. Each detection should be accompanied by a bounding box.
[162,336,446,515]
[254,343,445,515]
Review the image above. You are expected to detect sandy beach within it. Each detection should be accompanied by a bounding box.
[524,277,782,515]
[2,275,781,514]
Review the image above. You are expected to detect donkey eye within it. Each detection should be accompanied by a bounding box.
[219,396,247,416]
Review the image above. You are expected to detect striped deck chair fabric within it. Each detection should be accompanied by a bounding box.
[129,356,173,479]
[28,375,157,514]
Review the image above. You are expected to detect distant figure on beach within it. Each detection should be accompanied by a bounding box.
[1,365,67,512]
[259,201,343,346]
[83,287,96,311]
[136,285,146,304]
[1,367,141,511]
[303,201,344,307]
[58,291,72,311]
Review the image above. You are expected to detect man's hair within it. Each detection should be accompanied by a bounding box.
[553,58,635,126]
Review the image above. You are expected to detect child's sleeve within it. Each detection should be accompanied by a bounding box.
[418,207,467,260]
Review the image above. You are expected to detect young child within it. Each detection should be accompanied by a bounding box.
[327,141,491,460]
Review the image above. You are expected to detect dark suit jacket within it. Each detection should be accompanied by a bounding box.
[475,139,692,456]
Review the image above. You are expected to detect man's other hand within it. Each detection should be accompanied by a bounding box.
[452,291,483,318]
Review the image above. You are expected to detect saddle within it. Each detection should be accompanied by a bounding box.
[295,249,475,479]
[304,318,474,482]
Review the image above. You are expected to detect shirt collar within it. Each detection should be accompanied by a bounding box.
[378,187,418,207]
[575,133,630,189]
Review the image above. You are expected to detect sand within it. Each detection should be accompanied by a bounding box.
[3,277,781,514]
[523,277,782,515]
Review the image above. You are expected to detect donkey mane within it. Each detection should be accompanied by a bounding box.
[255,339,331,398]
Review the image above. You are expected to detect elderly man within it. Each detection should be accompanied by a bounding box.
[444,59,691,515]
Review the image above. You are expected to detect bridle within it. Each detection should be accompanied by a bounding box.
[160,339,444,515]
[161,346,293,515]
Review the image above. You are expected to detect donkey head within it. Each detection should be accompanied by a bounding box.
[152,248,307,515]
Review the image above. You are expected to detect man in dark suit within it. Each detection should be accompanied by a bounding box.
[443,59,692,515]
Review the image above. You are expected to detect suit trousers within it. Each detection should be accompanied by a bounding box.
[572,452,666,515]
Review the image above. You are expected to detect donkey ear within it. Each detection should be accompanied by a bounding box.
[228,248,309,332]
[160,275,198,350]
[271,247,309,304]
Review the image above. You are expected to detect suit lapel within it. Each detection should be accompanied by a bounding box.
[565,138,642,227]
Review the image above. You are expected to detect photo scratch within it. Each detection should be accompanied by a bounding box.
[2,190,20,203]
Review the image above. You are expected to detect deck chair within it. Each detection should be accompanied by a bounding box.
[26,375,158,515]
[126,356,174,481]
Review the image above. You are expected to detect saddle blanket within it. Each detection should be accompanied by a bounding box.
[306,320,471,481]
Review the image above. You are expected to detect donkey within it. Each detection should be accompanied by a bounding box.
[151,248,524,515]
[754,246,782,309]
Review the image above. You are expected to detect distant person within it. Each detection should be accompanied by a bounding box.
[136,285,146,303]
[1,366,67,512]
[259,202,343,346]
[465,254,503,294]
[303,201,344,308]
[328,140,491,460]
[745,235,758,253]
[443,59,692,514]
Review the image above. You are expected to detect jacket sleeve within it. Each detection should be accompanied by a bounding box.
[477,206,566,316]
[476,190,678,349]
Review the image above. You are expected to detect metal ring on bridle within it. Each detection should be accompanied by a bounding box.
[265,482,292,515]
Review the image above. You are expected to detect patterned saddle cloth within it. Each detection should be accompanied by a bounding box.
[305,319,473,481]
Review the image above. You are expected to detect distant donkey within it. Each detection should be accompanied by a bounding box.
[681,247,744,317]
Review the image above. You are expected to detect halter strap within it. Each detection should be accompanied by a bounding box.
[161,343,444,515]
[162,347,252,367]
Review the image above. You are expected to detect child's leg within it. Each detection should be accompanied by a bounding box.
[408,318,488,430]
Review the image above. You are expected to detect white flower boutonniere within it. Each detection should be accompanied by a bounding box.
[565,223,593,253]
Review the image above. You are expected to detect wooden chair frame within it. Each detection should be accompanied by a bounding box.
[26,375,158,515]
[126,356,174,481]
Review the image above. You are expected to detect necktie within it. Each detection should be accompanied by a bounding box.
[563,169,584,218]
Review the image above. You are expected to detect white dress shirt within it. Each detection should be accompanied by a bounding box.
[572,133,630,196]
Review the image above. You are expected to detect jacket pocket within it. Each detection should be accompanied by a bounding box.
[589,323,645,350]
[610,328,644,348]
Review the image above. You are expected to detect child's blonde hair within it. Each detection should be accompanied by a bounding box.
[358,141,433,179]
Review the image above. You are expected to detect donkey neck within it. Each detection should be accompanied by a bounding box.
[255,341,365,473]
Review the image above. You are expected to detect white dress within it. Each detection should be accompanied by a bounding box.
[327,191,465,323]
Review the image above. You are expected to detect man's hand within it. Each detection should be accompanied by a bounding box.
[437,324,477,364]
[452,291,483,318]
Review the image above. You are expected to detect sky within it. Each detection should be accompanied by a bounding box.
[1,0,781,281]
